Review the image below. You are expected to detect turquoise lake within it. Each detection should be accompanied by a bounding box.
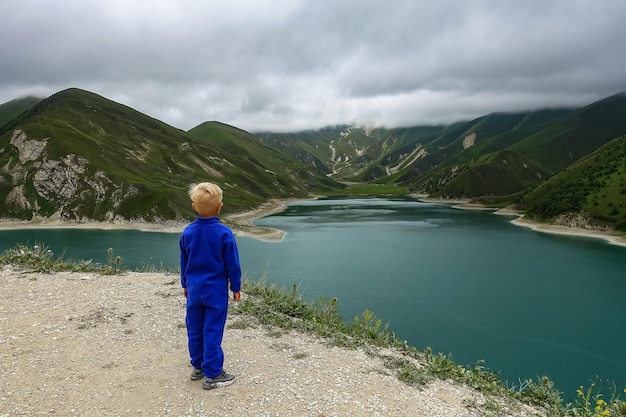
[1,196,624,400]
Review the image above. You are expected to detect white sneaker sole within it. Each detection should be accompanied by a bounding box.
[202,377,235,390]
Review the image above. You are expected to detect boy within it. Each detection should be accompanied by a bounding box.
[179,182,241,390]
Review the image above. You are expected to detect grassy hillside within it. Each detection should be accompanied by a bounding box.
[396,109,584,197]
[510,92,626,172]
[0,88,336,222]
[259,124,446,181]
[258,125,388,179]
[517,135,626,231]
[187,121,338,204]
[258,94,626,212]
[257,108,583,194]
[3,87,626,231]
[0,96,43,127]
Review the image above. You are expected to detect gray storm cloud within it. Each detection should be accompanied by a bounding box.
[2,0,625,132]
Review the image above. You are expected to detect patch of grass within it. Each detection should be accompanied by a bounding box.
[137,262,177,274]
[351,309,398,347]
[382,355,433,387]
[0,243,123,274]
[483,399,504,416]
[266,330,284,338]
[227,320,256,330]
[102,247,124,275]
[325,183,408,196]
[236,278,346,341]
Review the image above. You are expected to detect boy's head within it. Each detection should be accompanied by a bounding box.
[188,182,223,217]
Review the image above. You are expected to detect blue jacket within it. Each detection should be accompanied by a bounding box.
[180,217,241,306]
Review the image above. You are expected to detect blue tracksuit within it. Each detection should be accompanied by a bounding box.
[179,216,241,378]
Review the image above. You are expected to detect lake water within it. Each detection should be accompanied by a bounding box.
[1,196,624,400]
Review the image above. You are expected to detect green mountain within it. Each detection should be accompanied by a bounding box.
[187,121,338,201]
[2,88,626,232]
[0,88,337,223]
[256,109,571,188]
[257,124,446,180]
[399,109,575,192]
[395,94,626,201]
[516,134,626,231]
[0,96,43,127]
[258,94,626,194]
[256,93,626,230]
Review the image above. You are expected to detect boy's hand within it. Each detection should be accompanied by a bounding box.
[183,288,188,298]
[233,292,241,302]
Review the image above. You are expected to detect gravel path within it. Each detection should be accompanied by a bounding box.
[0,266,544,417]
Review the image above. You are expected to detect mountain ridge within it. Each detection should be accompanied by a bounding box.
[1,88,625,232]
[255,92,626,231]
[0,88,337,223]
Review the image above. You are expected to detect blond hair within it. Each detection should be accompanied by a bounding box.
[188,182,223,206]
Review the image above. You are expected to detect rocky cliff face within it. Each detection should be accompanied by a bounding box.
[462,132,476,149]
[553,211,611,231]
[2,129,140,222]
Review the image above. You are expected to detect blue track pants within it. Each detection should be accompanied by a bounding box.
[186,302,227,378]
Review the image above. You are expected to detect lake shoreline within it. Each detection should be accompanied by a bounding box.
[444,200,626,247]
[0,198,296,242]
[1,195,625,247]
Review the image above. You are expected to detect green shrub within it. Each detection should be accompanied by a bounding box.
[0,243,124,274]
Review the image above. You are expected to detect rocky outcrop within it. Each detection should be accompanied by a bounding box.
[462,132,476,149]
[10,130,48,163]
[3,129,135,222]
[33,154,87,201]
[553,211,611,231]
[5,185,37,211]
[438,165,459,186]
[385,145,427,175]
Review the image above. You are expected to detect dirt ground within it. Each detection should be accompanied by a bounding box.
[0,266,546,417]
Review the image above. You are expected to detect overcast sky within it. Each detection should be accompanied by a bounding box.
[2,1,625,133]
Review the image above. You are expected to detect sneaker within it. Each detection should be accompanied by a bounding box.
[190,367,204,381]
[202,370,235,389]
